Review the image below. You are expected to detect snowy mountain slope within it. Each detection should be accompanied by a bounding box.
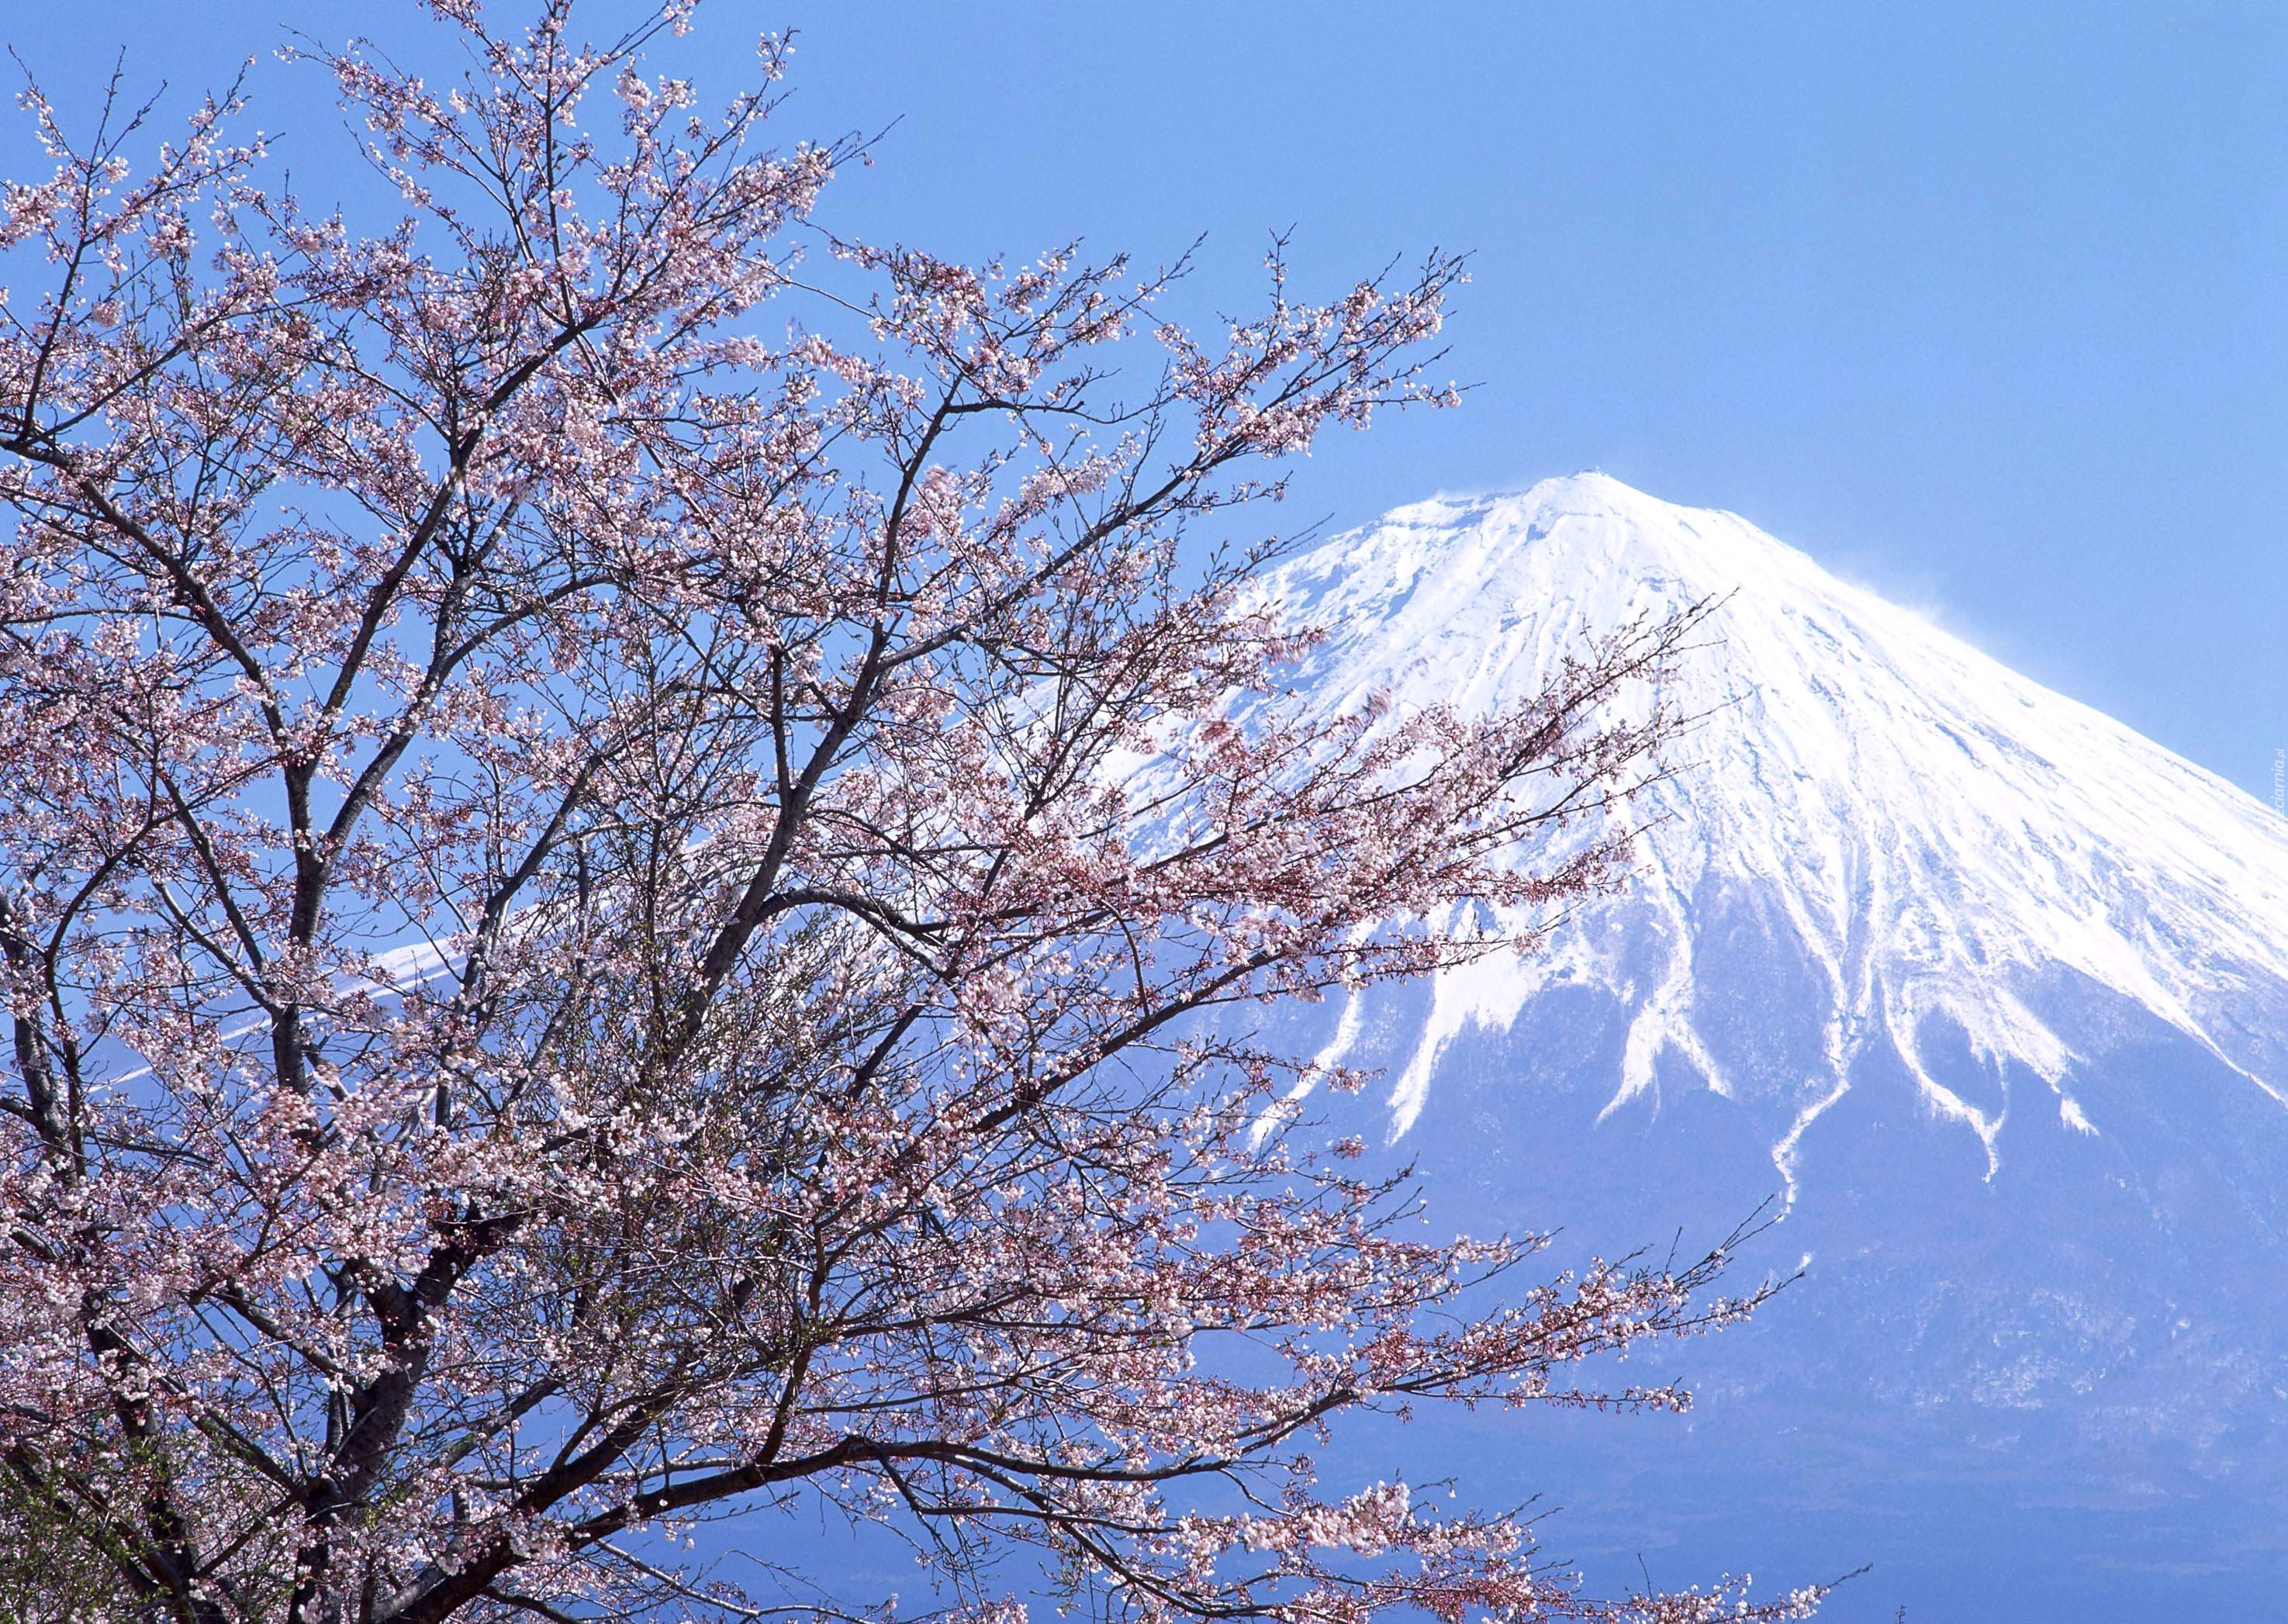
[1258,473,2288,1191]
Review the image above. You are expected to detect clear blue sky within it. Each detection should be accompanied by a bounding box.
[22,1,2288,800]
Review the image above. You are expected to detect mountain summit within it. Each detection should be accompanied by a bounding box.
[1266,472,2288,1183]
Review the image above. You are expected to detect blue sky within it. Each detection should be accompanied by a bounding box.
[23,1,2288,799]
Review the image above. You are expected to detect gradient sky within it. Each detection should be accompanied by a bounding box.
[22,1,2288,800]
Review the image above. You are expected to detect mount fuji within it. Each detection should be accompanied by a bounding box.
[1247,474,2288,1617]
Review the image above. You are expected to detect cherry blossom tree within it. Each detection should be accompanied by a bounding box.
[0,5,1817,1622]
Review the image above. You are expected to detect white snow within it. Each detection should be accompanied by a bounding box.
[1258,473,2288,1190]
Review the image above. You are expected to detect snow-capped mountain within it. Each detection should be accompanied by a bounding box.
[1264,472,2288,1180]
[1249,475,2288,1613]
